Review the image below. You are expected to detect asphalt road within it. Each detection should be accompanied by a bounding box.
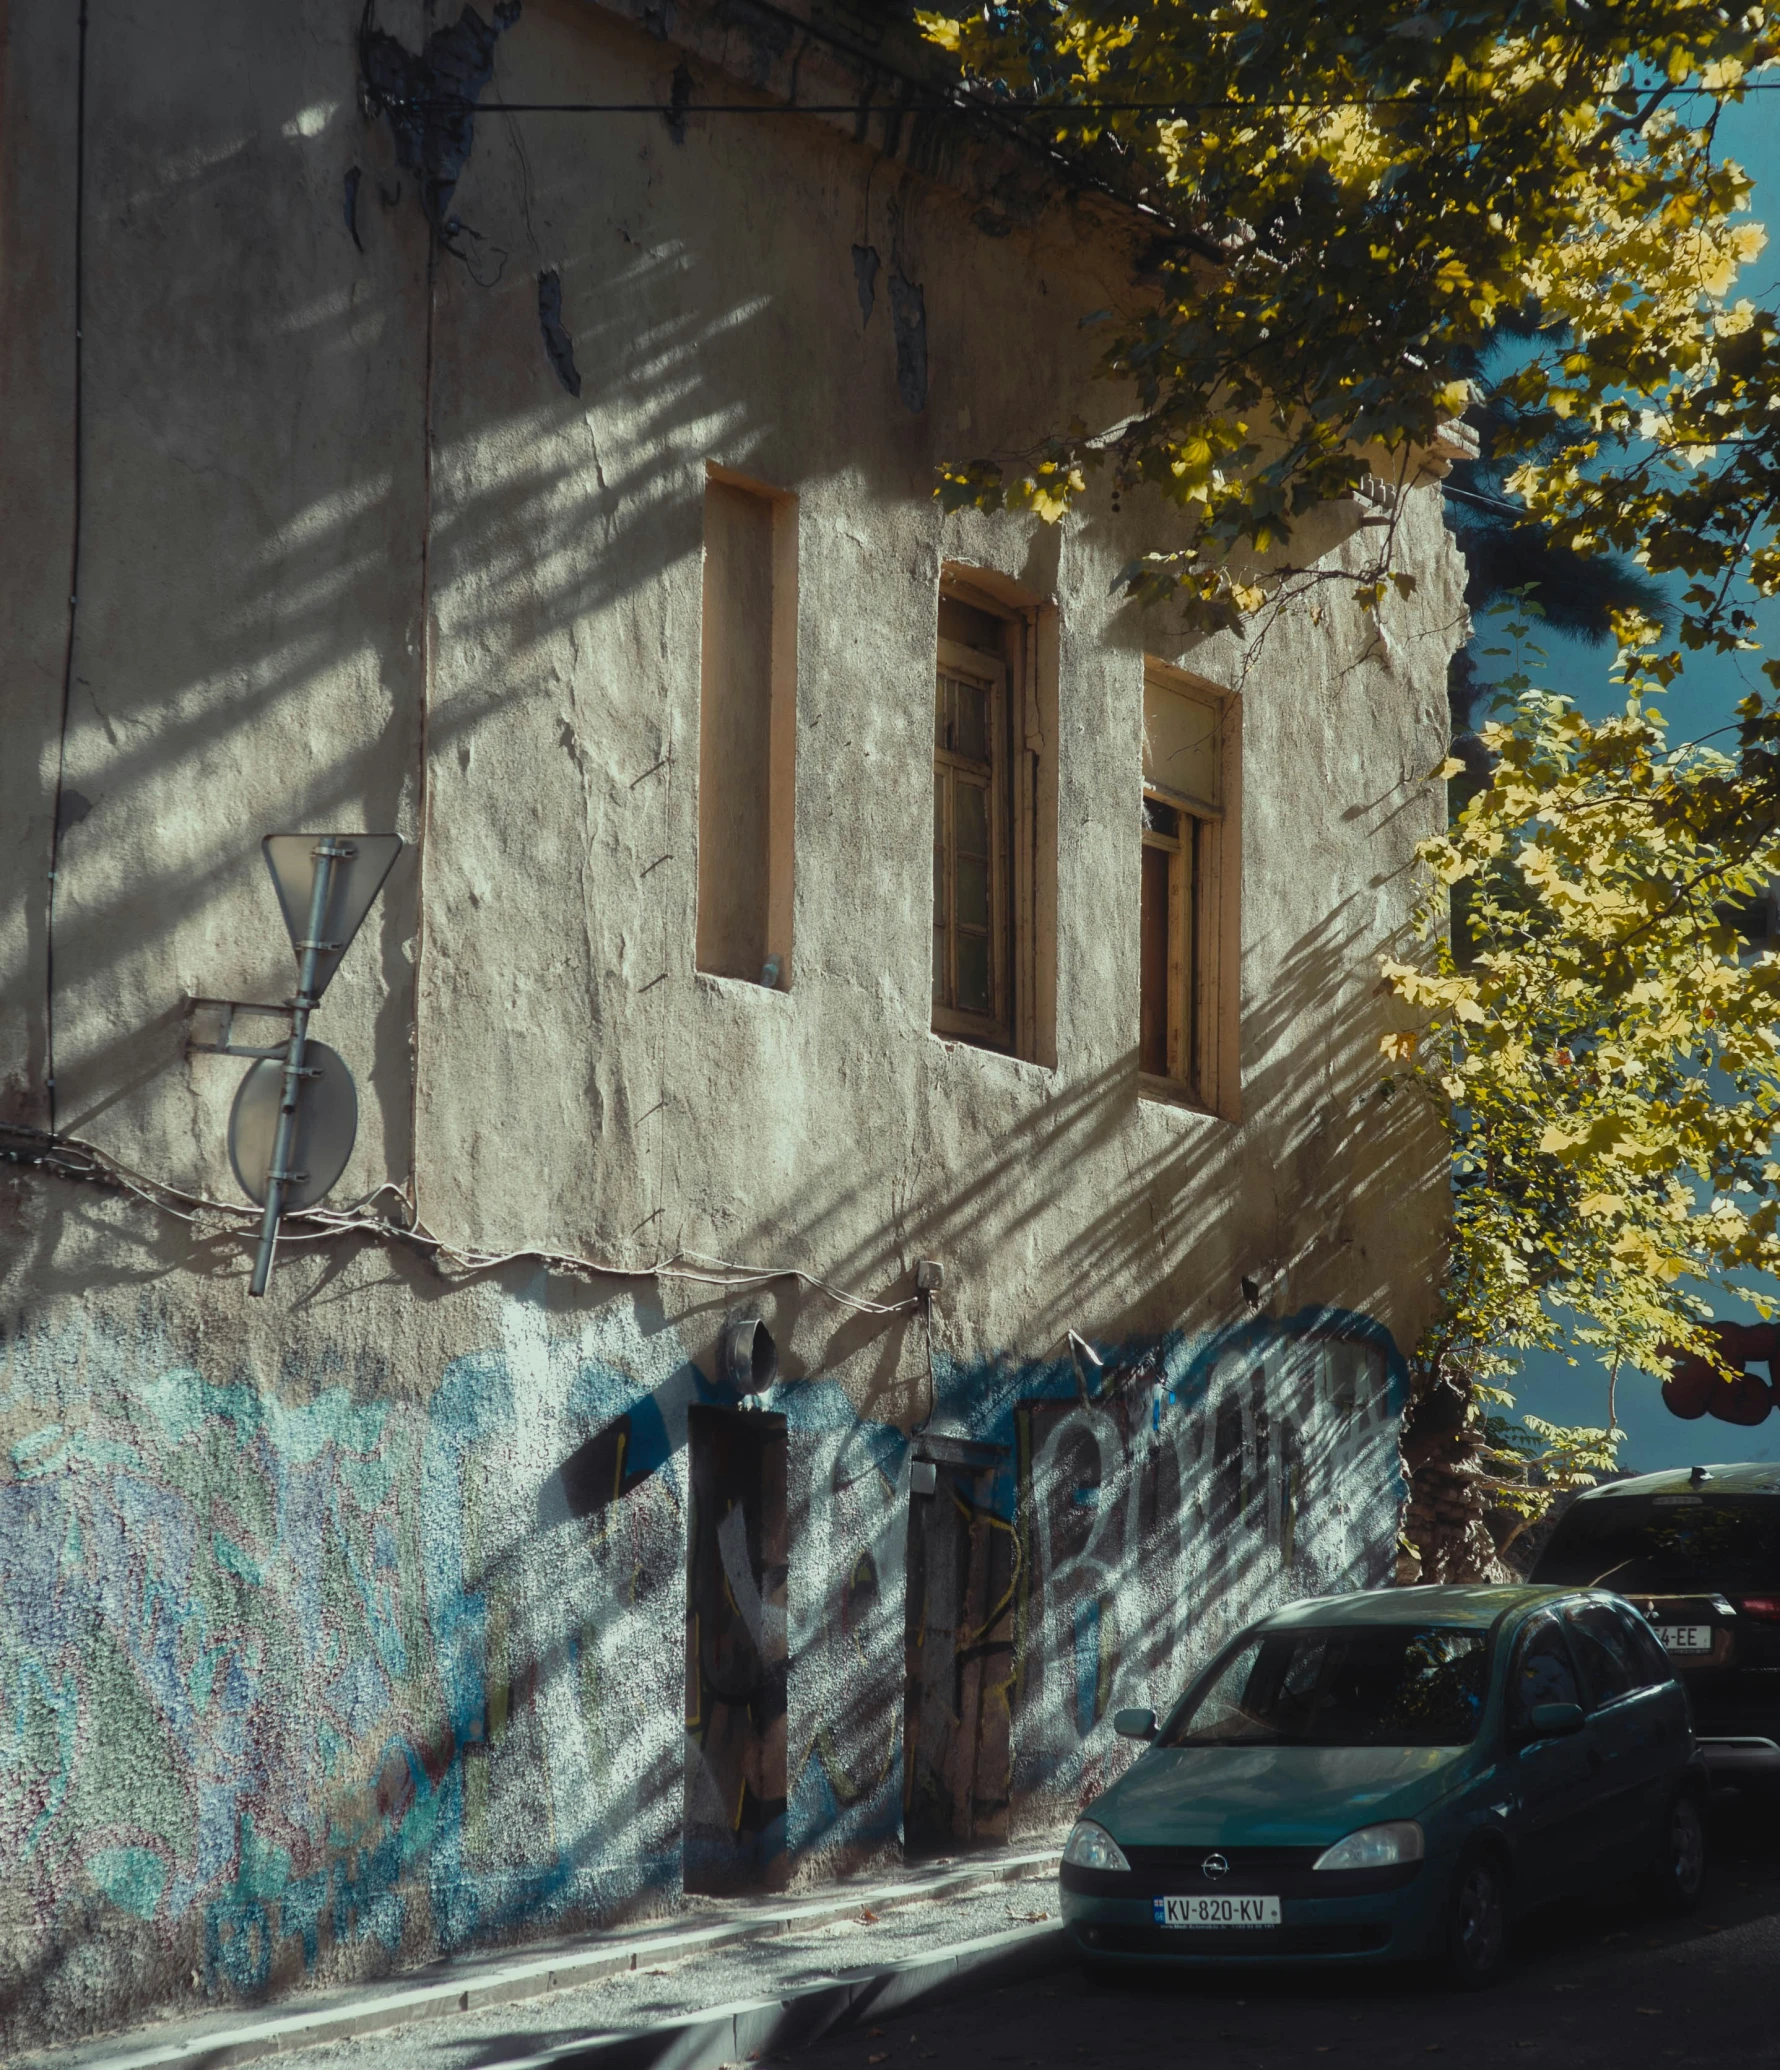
[793,1795,1780,2070]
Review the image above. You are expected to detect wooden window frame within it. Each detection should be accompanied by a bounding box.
[1140,795,1197,1086]
[929,568,1058,1065]
[1139,663,1240,1120]
[932,636,1012,1048]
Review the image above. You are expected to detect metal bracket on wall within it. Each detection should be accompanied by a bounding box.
[184,996,298,1061]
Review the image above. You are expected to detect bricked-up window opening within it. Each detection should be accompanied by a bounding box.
[684,1406,789,1894]
[1140,663,1240,1116]
[931,571,1058,1064]
[697,472,797,987]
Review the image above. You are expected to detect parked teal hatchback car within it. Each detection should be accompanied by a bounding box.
[1061,1584,1707,1987]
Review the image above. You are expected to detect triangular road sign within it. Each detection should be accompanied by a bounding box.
[262,833,403,1001]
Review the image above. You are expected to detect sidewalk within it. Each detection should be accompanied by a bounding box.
[28,1848,1064,2070]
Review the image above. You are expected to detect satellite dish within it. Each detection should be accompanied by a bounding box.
[228,1041,358,1211]
[261,834,403,1003]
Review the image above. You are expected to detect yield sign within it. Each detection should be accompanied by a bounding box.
[261,834,404,1001]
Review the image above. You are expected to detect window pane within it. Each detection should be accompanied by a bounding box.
[1611,1602,1675,1689]
[1565,1605,1638,1709]
[1509,1619,1580,1726]
[1532,1493,1780,1592]
[1162,1627,1488,1748]
[1181,818,1198,1089]
[1143,795,1179,839]
[934,672,949,752]
[1143,677,1219,803]
[1140,844,1171,1076]
[933,924,946,1005]
[952,676,989,762]
[955,779,989,858]
[957,854,990,930]
[957,930,991,1014]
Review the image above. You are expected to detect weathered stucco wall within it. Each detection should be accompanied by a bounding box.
[0,1262,1406,2043]
[1,0,1461,2047]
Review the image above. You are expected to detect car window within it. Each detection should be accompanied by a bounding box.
[1160,1624,1489,1748]
[1565,1602,1641,1708]
[1509,1616,1582,1727]
[1531,1492,1780,1592]
[1609,1599,1676,1689]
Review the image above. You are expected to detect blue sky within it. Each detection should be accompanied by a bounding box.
[1480,90,1780,1466]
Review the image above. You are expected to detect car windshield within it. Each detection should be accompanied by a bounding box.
[1532,1494,1780,1593]
[1159,1625,1490,1748]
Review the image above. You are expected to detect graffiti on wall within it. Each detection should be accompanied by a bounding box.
[0,1294,1401,2037]
[0,1292,695,2021]
[1002,1316,1401,1822]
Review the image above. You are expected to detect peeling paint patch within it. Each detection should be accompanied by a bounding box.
[890,271,927,413]
[54,790,92,838]
[850,244,879,326]
[538,271,582,397]
[359,2,522,239]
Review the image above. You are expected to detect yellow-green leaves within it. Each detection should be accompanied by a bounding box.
[1383,645,1780,1399]
[919,0,1779,648]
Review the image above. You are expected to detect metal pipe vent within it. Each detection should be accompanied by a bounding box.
[718,1316,777,1397]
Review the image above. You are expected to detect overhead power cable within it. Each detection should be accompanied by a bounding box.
[399,82,1780,119]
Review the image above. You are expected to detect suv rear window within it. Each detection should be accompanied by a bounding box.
[1532,1494,1780,1593]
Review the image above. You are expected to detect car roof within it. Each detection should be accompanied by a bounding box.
[1252,1584,1574,1633]
[1567,1463,1780,1502]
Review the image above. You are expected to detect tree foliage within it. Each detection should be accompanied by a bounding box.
[1481,1412,1625,1559]
[1382,618,1780,1405]
[917,0,1778,646]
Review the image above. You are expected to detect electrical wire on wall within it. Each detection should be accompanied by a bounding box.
[0,1120,923,1322]
[43,0,90,1138]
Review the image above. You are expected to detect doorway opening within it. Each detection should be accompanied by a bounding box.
[902,1439,1015,1858]
[684,1404,789,1893]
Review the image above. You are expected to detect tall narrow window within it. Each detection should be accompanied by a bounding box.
[930,570,1057,1062]
[697,472,796,987]
[1141,664,1237,1113]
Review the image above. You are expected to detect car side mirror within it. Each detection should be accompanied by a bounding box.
[1525,1700,1586,1740]
[1112,1706,1157,1742]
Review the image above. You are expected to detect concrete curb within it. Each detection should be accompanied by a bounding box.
[497,1921,1067,2070]
[54,1854,1060,2070]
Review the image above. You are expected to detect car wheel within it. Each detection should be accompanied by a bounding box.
[1441,1848,1510,1990]
[1649,1791,1707,1914]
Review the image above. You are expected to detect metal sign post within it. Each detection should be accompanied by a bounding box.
[250,837,349,1295]
[188,831,402,1297]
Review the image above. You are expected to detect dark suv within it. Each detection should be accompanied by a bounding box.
[1531,1464,1780,1792]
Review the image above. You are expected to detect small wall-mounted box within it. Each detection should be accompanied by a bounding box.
[910,1459,939,1496]
[915,1259,944,1293]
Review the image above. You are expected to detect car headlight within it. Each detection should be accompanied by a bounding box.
[1311,1821,1424,1872]
[1062,1819,1132,1872]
